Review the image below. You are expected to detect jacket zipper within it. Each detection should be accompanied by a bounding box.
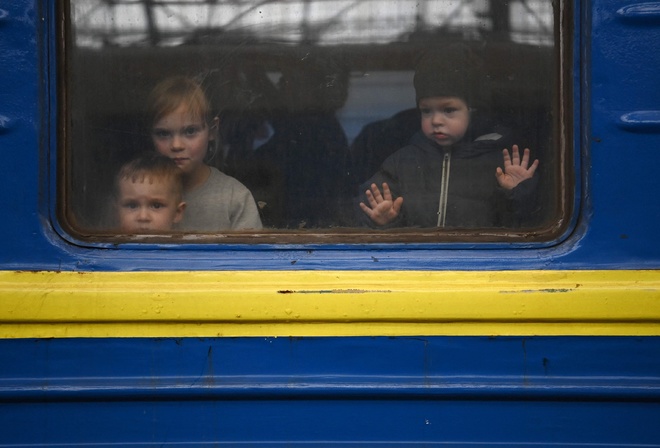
[436,151,451,227]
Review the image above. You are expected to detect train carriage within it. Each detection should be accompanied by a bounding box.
[1,0,660,446]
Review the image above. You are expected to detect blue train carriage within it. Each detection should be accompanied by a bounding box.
[1,0,660,446]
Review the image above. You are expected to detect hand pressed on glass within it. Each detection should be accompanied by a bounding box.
[359,183,404,226]
[495,145,539,190]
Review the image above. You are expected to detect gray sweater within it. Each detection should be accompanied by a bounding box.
[178,167,262,231]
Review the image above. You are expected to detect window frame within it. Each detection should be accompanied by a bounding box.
[55,0,575,247]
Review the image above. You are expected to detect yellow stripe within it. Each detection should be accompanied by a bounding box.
[1,270,659,338]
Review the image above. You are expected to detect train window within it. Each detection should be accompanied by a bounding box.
[60,0,571,244]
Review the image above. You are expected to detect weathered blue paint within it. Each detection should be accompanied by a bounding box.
[1,336,660,446]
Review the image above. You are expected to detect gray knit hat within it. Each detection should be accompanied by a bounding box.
[413,45,484,106]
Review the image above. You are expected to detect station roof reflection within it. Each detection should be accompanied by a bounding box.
[72,0,554,48]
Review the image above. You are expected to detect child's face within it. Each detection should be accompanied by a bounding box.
[151,104,215,180]
[419,96,470,147]
[117,176,185,233]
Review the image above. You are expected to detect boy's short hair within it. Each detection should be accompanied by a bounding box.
[115,152,183,200]
[413,44,485,106]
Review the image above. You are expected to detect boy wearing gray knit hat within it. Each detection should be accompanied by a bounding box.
[356,47,540,228]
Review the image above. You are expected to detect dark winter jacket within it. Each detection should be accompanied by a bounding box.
[356,130,539,228]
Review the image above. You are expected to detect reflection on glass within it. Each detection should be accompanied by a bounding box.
[72,1,553,47]
[65,0,558,236]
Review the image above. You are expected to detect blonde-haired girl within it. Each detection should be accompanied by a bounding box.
[146,76,262,231]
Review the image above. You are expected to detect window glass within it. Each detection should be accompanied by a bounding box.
[62,0,567,242]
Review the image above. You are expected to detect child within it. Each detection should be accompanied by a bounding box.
[146,76,262,231]
[115,153,186,233]
[357,48,540,228]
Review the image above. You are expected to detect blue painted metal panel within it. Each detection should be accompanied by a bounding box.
[1,337,660,445]
[583,0,660,266]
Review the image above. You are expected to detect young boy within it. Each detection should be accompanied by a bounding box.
[115,153,186,233]
[357,48,539,228]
